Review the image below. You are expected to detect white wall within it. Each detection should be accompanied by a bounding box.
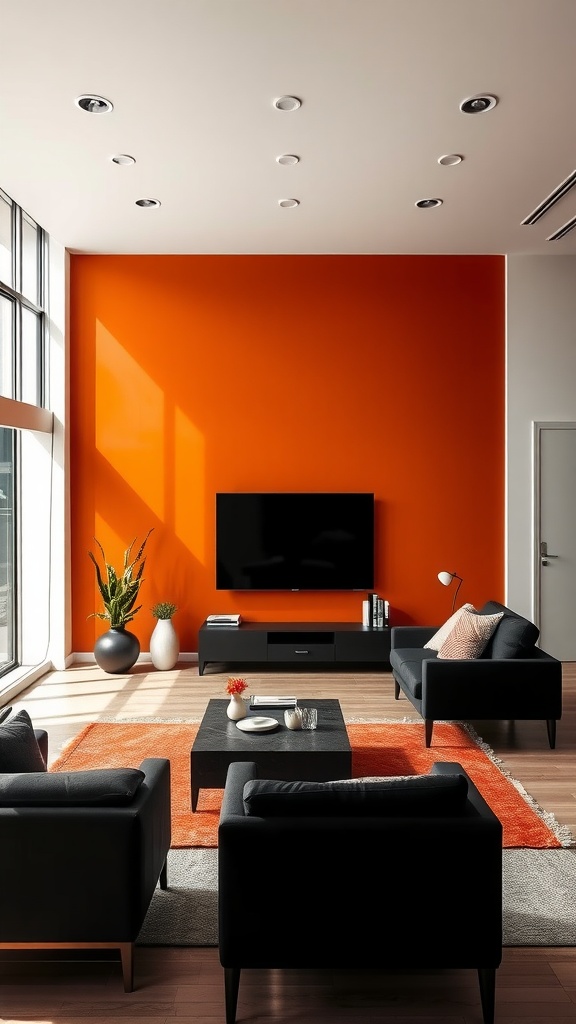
[506,255,576,619]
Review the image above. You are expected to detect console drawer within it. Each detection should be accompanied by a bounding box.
[200,630,267,661]
[267,643,335,662]
[335,629,390,662]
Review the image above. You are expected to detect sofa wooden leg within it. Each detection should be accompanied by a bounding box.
[224,966,241,1024]
[546,719,557,749]
[393,678,400,700]
[424,719,433,747]
[477,966,495,1024]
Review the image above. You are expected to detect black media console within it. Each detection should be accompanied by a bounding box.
[198,620,391,675]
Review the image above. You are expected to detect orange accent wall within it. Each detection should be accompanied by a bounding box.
[70,255,505,653]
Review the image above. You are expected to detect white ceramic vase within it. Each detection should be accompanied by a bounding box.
[226,693,247,720]
[150,617,179,671]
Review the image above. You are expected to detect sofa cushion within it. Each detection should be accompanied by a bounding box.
[0,709,47,773]
[424,603,477,651]
[0,767,145,806]
[480,601,540,658]
[390,647,437,699]
[243,772,469,817]
[437,608,503,660]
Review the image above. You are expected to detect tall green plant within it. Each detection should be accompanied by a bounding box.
[88,529,153,629]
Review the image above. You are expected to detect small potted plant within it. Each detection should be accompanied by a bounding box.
[150,601,179,670]
[226,676,248,720]
[88,528,153,673]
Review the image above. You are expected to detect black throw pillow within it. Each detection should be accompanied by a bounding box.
[0,709,47,772]
[243,773,469,817]
[0,768,145,806]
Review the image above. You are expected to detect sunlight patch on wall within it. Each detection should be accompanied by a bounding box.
[174,405,205,563]
[95,321,164,519]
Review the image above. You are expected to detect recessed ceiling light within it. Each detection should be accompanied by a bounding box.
[438,153,463,166]
[274,96,302,111]
[460,94,498,114]
[276,154,300,165]
[135,198,161,208]
[416,198,443,209]
[111,154,136,166]
[75,94,114,114]
[279,198,299,208]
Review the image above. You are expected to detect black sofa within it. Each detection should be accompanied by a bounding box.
[390,600,562,747]
[0,727,171,991]
[218,759,503,1024]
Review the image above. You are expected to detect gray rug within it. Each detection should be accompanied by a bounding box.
[137,847,576,947]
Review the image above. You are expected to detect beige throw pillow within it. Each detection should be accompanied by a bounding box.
[424,603,476,651]
[437,608,504,660]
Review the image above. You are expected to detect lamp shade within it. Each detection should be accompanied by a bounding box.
[437,570,464,612]
[438,571,454,586]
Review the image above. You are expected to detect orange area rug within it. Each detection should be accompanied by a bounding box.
[49,720,571,850]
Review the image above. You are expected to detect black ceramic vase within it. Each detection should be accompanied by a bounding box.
[94,627,140,673]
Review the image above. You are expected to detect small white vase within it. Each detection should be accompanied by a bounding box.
[150,618,179,671]
[227,693,247,720]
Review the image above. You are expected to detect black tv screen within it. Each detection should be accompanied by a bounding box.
[216,492,375,591]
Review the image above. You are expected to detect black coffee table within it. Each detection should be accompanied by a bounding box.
[190,698,351,811]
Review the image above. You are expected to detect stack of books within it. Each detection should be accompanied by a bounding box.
[206,613,242,626]
[363,594,389,628]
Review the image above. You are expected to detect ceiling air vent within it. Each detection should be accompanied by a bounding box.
[522,170,576,225]
[547,215,576,241]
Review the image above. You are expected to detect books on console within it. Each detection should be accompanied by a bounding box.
[249,695,297,709]
[206,613,242,626]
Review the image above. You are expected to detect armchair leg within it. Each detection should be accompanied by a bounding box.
[120,942,134,992]
[477,966,496,1024]
[424,719,433,747]
[160,857,168,890]
[394,678,400,700]
[546,719,557,749]
[224,966,241,1024]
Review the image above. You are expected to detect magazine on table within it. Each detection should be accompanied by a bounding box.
[249,695,297,709]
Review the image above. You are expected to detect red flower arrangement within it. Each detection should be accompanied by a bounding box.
[226,676,248,696]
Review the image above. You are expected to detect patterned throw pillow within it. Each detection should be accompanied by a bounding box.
[424,603,477,651]
[437,608,504,660]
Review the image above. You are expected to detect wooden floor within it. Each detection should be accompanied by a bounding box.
[3,657,576,1023]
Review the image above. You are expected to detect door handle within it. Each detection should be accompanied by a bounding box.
[540,541,559,566]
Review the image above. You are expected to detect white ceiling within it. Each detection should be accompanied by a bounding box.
[2,0,576,256]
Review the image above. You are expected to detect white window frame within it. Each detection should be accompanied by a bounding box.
[0,225,68,703]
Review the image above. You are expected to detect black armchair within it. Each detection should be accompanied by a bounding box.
[218,760,503,1024]
[0,734,171,992]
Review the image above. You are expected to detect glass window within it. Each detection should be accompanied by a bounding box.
[0,192,12,288]
[0,189,49,683]
[0,429,15,672]
[21,306,41,405]
[0,293,14,399]
[21,212,39,305]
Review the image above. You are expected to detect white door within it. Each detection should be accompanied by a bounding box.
[535,422,576,660]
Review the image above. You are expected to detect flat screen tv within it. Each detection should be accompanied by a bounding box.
[216,492,375,591]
